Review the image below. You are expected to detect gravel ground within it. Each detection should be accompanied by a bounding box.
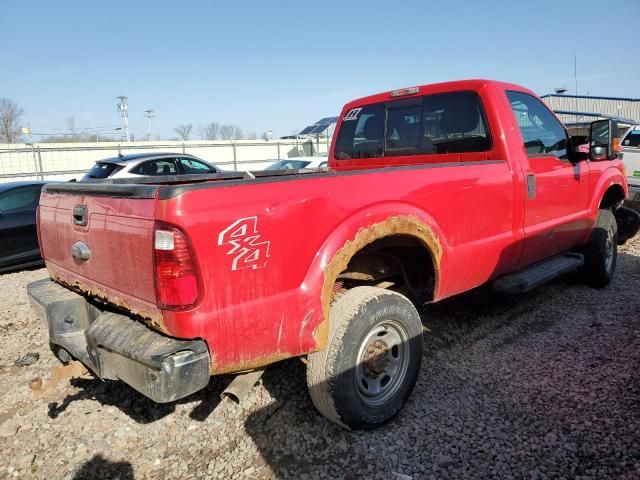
[1,237,639,479]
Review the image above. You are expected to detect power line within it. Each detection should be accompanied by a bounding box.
[29,124,122,132]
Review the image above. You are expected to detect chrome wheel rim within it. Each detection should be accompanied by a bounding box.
[355,319,410,406]
[605,223,615,272]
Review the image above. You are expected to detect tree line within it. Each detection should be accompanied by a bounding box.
[0,97,258,144]
[174,122,256,141]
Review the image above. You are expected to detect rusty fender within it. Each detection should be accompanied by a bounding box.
[314,215,442,350]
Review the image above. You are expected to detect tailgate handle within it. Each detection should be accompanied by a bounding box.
[73,205,88,226]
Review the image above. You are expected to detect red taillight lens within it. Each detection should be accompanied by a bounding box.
[154,226,199,309]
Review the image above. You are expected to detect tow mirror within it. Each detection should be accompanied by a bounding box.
[589,119,619,161]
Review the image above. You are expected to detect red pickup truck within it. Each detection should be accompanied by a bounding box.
[28,80,639,430]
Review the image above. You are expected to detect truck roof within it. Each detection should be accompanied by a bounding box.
[342,79,533,110]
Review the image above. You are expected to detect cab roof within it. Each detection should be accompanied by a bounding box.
[341,79,534,111]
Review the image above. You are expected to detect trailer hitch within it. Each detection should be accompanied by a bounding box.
[28,361,90,399]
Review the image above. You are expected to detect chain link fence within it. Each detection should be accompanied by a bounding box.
[0,138,329,183]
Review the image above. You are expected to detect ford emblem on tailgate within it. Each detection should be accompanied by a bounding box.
[72,241,91,261]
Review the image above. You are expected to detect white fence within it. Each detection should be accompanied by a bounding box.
[0,138,330,182]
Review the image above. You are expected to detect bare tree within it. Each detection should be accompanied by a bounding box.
[247,131,257,140]
[219,124,244,140]
[197,121,220,140]
[174,123,193,141]
[66,117,79,141]
[0,98,24,143]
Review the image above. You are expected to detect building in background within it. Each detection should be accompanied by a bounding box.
[542,93,640,137]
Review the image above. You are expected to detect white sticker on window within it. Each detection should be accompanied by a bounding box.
[343,108,362,121]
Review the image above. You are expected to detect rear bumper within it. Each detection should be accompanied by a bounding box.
[27,278,211,403]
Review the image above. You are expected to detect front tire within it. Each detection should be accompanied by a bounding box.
[306,287,423,430]
[582,208,618,288]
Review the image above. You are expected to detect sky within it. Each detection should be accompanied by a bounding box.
[2,0,639,140]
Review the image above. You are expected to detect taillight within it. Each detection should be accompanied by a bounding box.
[153,225,199,309]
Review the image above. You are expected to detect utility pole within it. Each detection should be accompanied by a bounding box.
[117,96,130,142]
[143,109,155,141]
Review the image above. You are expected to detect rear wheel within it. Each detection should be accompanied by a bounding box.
[582,208,618,288]
[306,286,423,430]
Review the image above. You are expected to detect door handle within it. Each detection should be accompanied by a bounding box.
[527,173,536,199]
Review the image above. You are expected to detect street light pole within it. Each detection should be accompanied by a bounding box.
[144,109,155,141]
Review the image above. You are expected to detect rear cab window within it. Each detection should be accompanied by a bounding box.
[334,91,492,161]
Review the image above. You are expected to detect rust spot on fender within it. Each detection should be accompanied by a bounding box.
[314,215,442,349]
[47,267,167,334]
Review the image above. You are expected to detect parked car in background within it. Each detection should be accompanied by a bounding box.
[621,126,640,204]
[81,153,222,180]
[264,156,328,170]
[0,181,50,273]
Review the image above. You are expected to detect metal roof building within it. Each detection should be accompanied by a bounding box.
[542,94,640,133]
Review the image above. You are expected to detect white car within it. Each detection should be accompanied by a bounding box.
[264,156,328,171]
[621,126,640,202]
[81,153,222,180]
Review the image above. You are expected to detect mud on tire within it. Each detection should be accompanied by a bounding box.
[306,286,423,430]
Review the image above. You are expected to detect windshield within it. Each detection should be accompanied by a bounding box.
[82,162,122,179]
[265,160,311,170]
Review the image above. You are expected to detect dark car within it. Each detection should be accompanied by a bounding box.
[81,153,222,180]
[0,181,51,273]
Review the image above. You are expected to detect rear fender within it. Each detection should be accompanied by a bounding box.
[303,202,448,350]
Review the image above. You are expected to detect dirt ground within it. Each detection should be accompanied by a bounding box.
[0,237,639,479]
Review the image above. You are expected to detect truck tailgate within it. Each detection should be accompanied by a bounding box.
[38,187,159,319]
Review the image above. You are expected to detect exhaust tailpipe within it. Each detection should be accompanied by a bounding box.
[221,369,264,404]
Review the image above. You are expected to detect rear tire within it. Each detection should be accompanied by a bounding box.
[582,208,618,288]
[306,286,423,430]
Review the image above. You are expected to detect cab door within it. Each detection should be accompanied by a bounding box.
[506,91,591,268]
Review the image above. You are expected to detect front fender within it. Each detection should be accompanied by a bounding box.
[589,165,628,215]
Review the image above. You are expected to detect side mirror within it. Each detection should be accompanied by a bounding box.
[589,119,620,161]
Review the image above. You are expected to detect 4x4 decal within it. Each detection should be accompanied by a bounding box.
[217,217,270,271]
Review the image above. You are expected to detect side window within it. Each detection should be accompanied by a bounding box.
[334,104,385,159]
[0,187,41,212]
[507,91,568,159]
[623,131,640,148]
[131,159,178,176]
[178,158,214,174]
